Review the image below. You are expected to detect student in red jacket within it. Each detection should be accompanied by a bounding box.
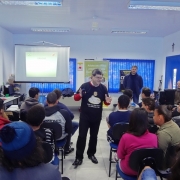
[0,99,11,129]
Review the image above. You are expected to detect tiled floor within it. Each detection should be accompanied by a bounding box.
[61,110,119,180]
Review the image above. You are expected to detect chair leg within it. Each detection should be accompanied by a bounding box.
[109,147,112,177]
[61,150,64,174]
[115,168,118,180]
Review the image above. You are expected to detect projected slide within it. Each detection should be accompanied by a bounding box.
[26,52,57,77]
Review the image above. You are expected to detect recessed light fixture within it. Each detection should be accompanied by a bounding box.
[111,29,147,34]
[0,0,62,6]
[129,0,180,11]
[31,28,70,33]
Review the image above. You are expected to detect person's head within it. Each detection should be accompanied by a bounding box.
[142,97,155,112]
[47,92,57,106]
[26,105,45,127]
[29,87,40,100]
[118,95,130,109]
[0,99,4,116]
[153,105,172,126]
[177,81,180,89]
[128,108,148,136]
[53,89,62,100]
[131,65,138,75]
[141,87,151,98]
[0,122,44,171]
[91,69,103,86]
[123,89,133,100]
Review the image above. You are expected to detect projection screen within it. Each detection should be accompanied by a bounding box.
[15,45,70,83]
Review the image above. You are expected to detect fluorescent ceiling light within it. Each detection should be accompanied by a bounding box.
[129,0,180,11]
[31,28,70,33]
[111,29,147,34]
[0,0,62,6]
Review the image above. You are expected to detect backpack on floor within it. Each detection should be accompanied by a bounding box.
[62,88,74,98]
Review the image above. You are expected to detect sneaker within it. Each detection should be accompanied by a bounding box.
[88,155,98,164]
[64,147,74,155]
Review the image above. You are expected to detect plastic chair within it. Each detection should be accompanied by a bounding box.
[108,122,129,177]
[42,141,53,164]
[116,148,170,180]
[41,121,66,174]
[172,116,180,127]
[148,124,159,134]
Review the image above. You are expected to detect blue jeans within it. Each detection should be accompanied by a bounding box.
[72,121,79,136]
[141,168,157,180]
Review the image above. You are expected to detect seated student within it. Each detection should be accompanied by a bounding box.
[138,87,151,108]
[172,102,180,117]
[153,105,180,155]
[142,97,155,125]
[20,87,41,112]
[0,99,11,129]
[174,81,180,104]
[45,89,79,136]
[44,92,73,155]
[123,89,139,111]
[0,121,61,180]
[26,104,54,161]
[107,95,131,144]
[117,108,157,176]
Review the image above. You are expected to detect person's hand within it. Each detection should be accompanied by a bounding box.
[105,94,112,103]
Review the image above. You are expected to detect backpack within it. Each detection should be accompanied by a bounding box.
[62,88,74,98]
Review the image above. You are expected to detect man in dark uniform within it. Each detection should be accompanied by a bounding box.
[123,65,143,104]
[72,69,112,166]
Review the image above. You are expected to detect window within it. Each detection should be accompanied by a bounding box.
[104,59,155,93]
[31,58,76,93]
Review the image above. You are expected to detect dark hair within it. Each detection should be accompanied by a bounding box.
[128,108,148,136]
[53,89,62,99]
[26,105,45,126]
[47,92,57,104]
[142,87,151,97]
[123,89,133,99]
[92,69,103,76]
[132,65,138,69]
[29,87,40,98]
[142,97,155,111]
[118,95,130,109]
[155,105,172,123]
[0,137,45,171]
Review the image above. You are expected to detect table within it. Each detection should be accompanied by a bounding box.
[0,96,20,109]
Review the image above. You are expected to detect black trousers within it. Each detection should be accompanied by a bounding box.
[76,113,101,159]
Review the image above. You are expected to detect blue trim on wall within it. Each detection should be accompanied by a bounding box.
[104,59,155,93]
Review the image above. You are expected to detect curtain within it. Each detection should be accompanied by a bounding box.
[31,58,76,93]
[104,59,155,93]
[165,55,180,89]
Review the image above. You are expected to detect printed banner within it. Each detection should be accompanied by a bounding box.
[119,70,131,92]
[84,61,109,89]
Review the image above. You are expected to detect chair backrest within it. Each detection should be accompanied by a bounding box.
[41,141,53,163]
[20,110,27,122]
[129,148,164,173]
[172,116,180,127]
[112,123,129,142]
[148,124,159,134]
[41,121,62,140]
[164,145,178,168]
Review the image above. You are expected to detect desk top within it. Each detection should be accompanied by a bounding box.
[0,96,20,104]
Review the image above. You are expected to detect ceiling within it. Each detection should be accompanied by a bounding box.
[1,0,180,37]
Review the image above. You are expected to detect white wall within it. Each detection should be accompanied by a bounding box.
[0,27,14,86]
[13,34,163,91]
